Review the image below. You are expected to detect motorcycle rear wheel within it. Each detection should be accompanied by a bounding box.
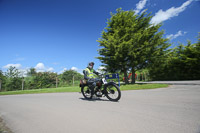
[81,85,93,99]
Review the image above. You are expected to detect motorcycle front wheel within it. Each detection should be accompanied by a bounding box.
[81,85,93,99]
[104,83,121,101]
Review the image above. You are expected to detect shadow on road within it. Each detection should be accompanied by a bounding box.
[79,97,111,102]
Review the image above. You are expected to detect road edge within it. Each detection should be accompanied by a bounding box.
[0,116,12,133]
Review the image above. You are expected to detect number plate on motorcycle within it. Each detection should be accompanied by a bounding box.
[102,78,107,84]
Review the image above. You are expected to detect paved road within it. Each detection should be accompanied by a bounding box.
[0,85,200,133]
[137,80,200,85]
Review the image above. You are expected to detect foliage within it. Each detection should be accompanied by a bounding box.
[27,68,37,77]
[97,8,170,84]
[60,70,83,86]
[5,66,21,78]
[0,67,83,91]
[0,70,6,91]
[5,77,22,91]
[28,72,58,89]
[149,36,200,80]
[3,67,22,91]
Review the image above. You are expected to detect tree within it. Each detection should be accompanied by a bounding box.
[0,70,6,91]
[5,67,22,91]
[32,72,58,89]
[177,40,200,79]
[5,66,21,78]
[61,70,83,84]
[149,34,200,80]
[27,68,37,77]
[97,8,170,83]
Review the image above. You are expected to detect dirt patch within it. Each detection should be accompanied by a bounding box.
[0,117,12,133]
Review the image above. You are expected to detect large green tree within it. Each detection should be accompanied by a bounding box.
[97,8,170,83]
[149,34,200,80]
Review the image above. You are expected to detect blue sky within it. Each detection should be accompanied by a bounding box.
[0,0,200,75]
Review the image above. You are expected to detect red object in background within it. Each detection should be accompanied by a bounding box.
[123,73,137,81]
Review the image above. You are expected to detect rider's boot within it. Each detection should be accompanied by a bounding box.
[90,85,95,97]
[90,82,96,97]
[91,88,94,96]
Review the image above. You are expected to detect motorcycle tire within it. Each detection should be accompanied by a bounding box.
[104,83,121,101]
[81,85,93,99]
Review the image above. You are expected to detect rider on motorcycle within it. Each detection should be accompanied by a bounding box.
[83,62,100,96]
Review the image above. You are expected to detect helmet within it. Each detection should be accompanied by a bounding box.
[88,62,94,69]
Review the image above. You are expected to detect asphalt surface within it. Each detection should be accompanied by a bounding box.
[0,84,200,133]
[136,80,200,85]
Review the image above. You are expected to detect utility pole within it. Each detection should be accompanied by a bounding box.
[56,76,58,88]
[73,75,74,86]
[21,71,25,90]
[22,77,24,90]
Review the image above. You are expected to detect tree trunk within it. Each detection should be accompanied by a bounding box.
[131,68,136,84]
[123,69,129,84]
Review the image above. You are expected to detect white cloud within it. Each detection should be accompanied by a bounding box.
[2,63,55,75]
[35,63,45,71]
[3,64,22,69]
[2,64,29,77]
[97,66,106,74]
[134,0,148,14]
[70,67,78,71]
[150,0,193,24]
[47,67,54,72]
[19,68,29,77]
[63,68,67,72]
[166,30,187,40]
[71,67,83,74]
[58,68,67,74]
[34,63,54,72]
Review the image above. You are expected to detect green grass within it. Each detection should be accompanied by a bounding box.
[0,86,80,95]
[0,84,169,96]
[120,83,169,91]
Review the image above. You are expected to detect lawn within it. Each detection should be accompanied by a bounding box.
[0,86,80,95]
[0,84,169,95]
[120,83,169,90]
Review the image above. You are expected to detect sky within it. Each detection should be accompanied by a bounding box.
[0,0,200,75]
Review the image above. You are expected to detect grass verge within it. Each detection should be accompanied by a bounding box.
[120,83,169,91]
[0,86,80,96]
[0,84,169,96]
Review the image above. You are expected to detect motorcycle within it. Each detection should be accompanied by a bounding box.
[79,75,121,101]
